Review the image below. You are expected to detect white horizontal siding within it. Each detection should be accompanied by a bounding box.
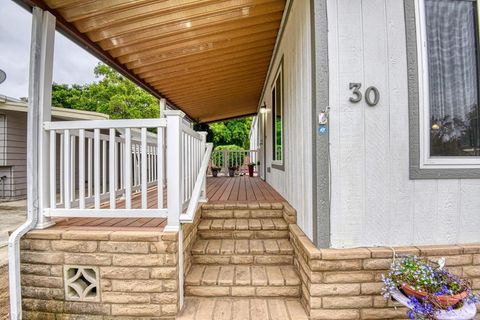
[328,0,480,247]
[261,0,314,239]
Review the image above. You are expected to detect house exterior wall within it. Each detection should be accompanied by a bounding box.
[327,0,480,248]
[260,0,315,240]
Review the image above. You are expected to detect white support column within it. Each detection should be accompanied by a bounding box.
[9,8,55,320]
[198,132,208,202]
[165,110,185,232]
[35,10,56,229]
[159,97,166,118]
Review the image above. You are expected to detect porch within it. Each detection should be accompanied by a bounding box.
[50,176,284,232]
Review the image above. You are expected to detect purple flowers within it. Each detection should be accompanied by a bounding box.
[382,255,480,320]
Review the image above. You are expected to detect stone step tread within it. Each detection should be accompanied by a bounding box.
[201,209,284,219]
[185,265,300,287]
[198,218,288,231]
[177,297,308,320]
[192,239,293,255]
[198,229,290,240]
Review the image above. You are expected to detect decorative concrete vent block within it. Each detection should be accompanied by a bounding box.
[64,266,100,302]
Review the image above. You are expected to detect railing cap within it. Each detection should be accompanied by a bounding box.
[163,110,185,118]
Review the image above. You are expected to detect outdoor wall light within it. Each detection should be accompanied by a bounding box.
[260,104,268,114]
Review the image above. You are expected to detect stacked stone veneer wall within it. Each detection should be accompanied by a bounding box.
[289,224,480,319]
[20,229,179,319]
[183,206,202,276]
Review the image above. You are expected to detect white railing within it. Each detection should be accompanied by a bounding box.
[43,119,167,217]
[210,149,259,175]
[40,111,210,230]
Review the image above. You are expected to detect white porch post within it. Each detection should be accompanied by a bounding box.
[8,7,55,319]
[165,110,185,231]
[36,9,56,229]
[198,132,208,202]
[159,98,167,187]
[164,109,185,309]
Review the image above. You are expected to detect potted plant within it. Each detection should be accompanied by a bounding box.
[382,255,479,319]
[211,166,221,177]
[228,165,237,177]
[247,163,255,177]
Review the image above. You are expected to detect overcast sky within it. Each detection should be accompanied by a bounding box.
[0,0,100,98]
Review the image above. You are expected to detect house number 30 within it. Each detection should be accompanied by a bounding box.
[348,83,380,106]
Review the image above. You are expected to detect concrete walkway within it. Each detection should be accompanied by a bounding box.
[0,199,26,320]
[0,199,26,257]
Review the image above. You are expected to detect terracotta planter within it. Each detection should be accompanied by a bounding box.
[401,284,468,307]
[247,165,255,177]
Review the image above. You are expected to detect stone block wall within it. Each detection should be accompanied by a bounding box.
[183,206,202,276]
[20,229,179,319]
[289,224,480,319]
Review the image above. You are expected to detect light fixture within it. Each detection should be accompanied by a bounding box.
[260,104,267,114]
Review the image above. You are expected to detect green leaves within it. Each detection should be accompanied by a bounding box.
[52,63,159,120]
[209,117,252,149]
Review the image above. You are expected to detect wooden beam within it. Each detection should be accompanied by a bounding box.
[117,22,279,64]
[141,53,272,81]
[101,10,283,52]
[134,43,275,75]
[151,69,267,89]
[145,58,270,83]
[124,30,278,68]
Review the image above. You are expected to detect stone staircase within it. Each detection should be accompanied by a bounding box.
[185,203,302,299]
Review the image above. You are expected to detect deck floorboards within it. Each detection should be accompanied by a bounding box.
[52,177,283,230]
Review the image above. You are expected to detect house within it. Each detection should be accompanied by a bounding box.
[6,0,480,319]
[0,95,109,201]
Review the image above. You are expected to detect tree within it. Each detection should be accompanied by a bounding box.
[52,63,159,119]
[209,117,253,149]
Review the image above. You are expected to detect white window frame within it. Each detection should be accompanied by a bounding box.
[271,63,284,166]
[416,0,480,169]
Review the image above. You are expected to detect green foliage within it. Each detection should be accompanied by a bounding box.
[52,63,159,119]
[209,117,252,149]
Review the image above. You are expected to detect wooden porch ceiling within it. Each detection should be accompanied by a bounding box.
[16,0,286,123]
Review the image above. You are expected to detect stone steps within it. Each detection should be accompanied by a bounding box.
[191,239,294,265]
[198,218,288,231]
[177,297,309,320]
[202,209,284,219]
[185,265,301,298]
[197,218,289,239]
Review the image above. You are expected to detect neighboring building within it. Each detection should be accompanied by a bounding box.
[0,95,109,201]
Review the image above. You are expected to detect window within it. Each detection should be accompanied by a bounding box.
[271,63,283,166]
[418,0,480,167]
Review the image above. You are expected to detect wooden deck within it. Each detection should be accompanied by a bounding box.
[207,176,284,202]
[52,176,284,230]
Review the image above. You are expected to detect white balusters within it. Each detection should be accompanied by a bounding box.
[141,128,148,209]
[125,128,132,209]
[109,129,116,209]
[79,129,85,209]
[41,116,209,226]
[64,129,71,209]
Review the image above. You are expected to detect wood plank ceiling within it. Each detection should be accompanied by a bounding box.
[27,0,286,123]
